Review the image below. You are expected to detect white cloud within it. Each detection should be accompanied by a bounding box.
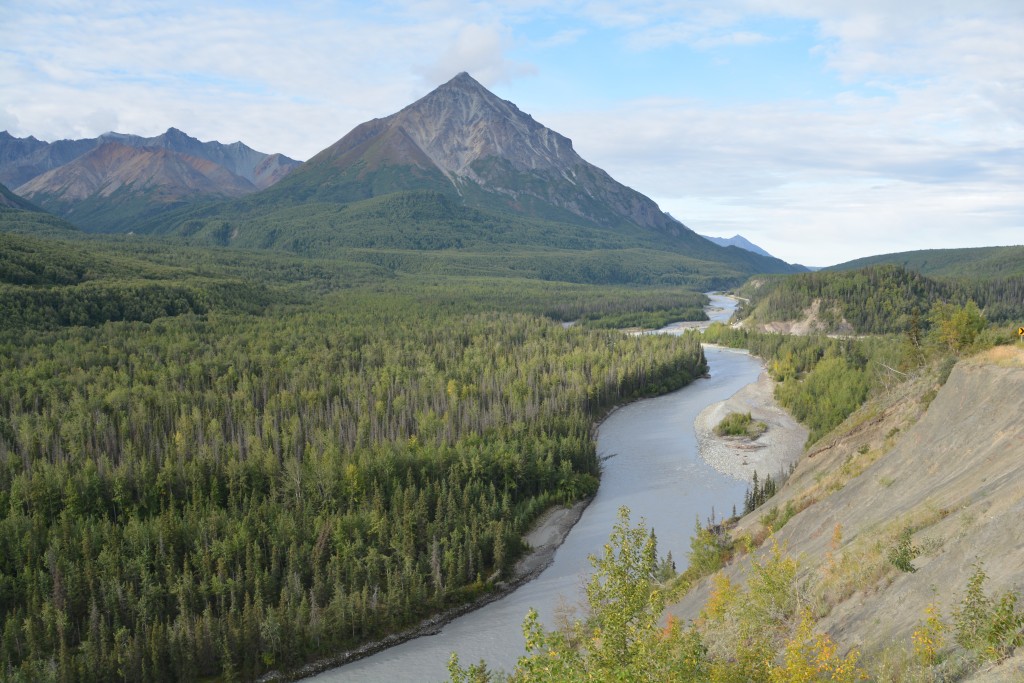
[693,31,772,48]
[1,1,1021,265]
[0,2,536,157]
[537,78,1024,265]
[417,23,538,87]
[501,2,1024,264]
[534,28,588,48]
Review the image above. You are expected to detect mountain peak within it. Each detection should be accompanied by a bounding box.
[163,127,190,138]
[442,71,485,91]
[294,74,695,232]
[700,233,775,259]
[375,72,578,181]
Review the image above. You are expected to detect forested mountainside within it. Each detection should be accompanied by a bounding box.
[0,211,79,237]
[734,264,1024,334]
[830,244,1024,279]
[0,183,42,212]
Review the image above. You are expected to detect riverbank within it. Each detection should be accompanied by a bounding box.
[693,365,807,483]
[267,499,589,682]
[514,499,591,578]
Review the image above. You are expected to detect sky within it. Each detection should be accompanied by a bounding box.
[2,1,1022,266]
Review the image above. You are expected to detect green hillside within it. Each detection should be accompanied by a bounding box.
[0,206,79,236]
[0,182,80,236]
[26,183,203,234]
[0,182,44,212]
[134,189,799,288]
[830,245,1024,279]
[734,264,1024,333]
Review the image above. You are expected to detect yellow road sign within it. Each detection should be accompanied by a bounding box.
[1019,327,1024,336]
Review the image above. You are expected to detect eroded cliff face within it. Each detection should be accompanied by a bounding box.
[668,346,1024,679]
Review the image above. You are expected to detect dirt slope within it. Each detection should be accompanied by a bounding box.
[668,346,1024,679]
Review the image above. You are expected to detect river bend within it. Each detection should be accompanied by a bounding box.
[313,295,757,682]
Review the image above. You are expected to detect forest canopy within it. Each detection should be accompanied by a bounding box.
[0,229,712,681]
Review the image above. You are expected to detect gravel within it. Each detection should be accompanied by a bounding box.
[693,369,808,483]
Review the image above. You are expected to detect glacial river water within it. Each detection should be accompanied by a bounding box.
[312,294,759,682]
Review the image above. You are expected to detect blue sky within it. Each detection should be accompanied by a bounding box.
[2,1,1022,266]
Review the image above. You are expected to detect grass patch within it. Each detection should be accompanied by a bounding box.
[714,411,768,439]
[969,344,1024,368]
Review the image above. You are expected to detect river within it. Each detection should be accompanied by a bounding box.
[312,294,758,682]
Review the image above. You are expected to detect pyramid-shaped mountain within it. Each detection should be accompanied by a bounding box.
[139,74,801,282]
[273,72,684,235]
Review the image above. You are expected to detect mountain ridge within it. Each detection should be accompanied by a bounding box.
[6,74,804,283]
[96,127,299,188]
[17,141,258,201]
[701,233,774,258]
[132,73,802,284]
[0,128,299,190]
[3,129,300,231]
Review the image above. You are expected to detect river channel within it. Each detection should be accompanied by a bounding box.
[313,294,759,682]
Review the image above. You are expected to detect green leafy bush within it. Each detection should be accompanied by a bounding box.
[954,564,1024,662]
[714,411,767,438]
[887,528,921,573]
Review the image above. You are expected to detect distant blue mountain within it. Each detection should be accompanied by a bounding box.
[701,233,774,258]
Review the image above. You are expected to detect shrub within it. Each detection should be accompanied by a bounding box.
[771,609,867,682]
[685,518,733,579]
[715,411,768,439]
[953,563,1024,662]
[912,603,946,667]
[887,528,921,573]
